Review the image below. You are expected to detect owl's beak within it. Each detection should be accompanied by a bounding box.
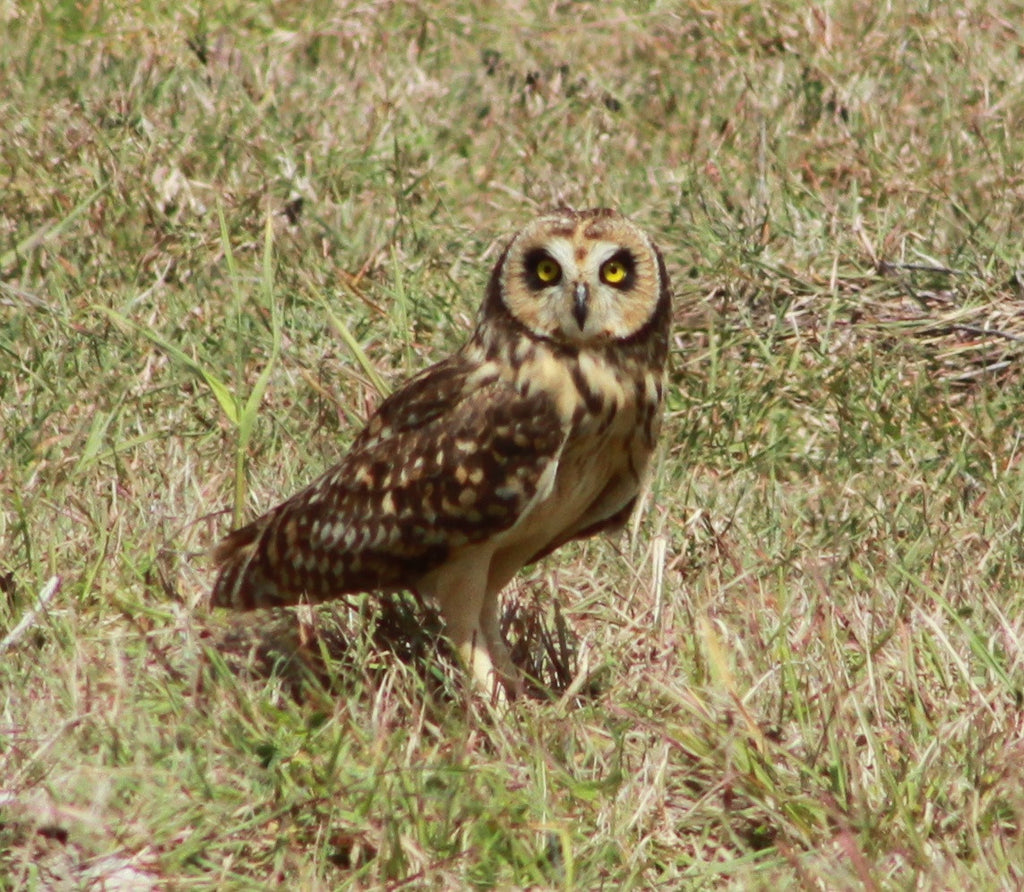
[572,282,589,329]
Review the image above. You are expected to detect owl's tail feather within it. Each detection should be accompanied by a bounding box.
[210,522,259,567]
[209,522,294,610]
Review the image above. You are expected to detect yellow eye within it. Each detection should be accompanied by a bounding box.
[601,258,628,285]
[535,257,561,284]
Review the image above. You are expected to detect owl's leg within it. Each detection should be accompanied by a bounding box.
[425,556,507,698]
[480,551,549,698]
[479,590,524,699]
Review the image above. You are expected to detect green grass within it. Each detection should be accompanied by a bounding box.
[4,0,1024,887]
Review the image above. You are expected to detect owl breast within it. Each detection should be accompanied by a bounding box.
[487,340,664,565]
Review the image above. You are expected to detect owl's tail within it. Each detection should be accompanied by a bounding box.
[209,521,293,610]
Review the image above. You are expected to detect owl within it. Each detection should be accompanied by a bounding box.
[210,208,672,699]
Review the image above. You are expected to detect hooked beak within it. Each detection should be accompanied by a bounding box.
[572,281,589,330]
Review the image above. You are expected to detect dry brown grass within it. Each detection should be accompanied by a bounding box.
[3,1,1024,887]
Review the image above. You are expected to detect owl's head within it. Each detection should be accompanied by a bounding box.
[486,208,671,348]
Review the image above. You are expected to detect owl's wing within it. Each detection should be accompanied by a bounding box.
[210,355,566,609]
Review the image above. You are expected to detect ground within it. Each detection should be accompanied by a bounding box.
[3,1,1024,887]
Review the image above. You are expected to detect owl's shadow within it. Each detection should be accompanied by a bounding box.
[208,591,592,705]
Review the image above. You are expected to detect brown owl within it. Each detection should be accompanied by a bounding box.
[210,208,672,698]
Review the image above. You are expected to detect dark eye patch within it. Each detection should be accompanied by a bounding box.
[523,248,562,289]
[600,249,636,290]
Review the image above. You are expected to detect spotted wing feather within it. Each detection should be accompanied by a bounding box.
[210,354,565,609]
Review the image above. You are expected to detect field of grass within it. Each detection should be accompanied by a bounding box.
[4,0,1024,887]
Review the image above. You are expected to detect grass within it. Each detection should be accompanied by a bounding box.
[3,0,1024,887]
